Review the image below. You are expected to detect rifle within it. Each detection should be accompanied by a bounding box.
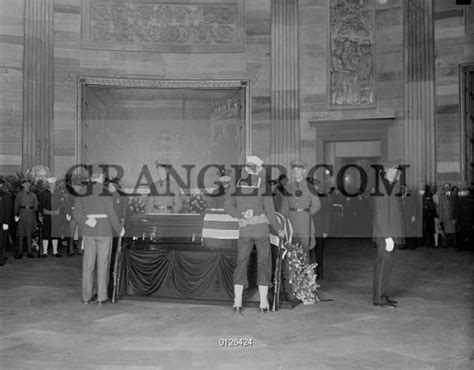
[272,236,284,312]
[112,201,127,303]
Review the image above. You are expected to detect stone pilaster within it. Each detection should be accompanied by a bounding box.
[22,0,54,171]
[404,0,436,186]
[270,0,299,172]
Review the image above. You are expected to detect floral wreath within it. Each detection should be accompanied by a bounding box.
[285,242,319,304]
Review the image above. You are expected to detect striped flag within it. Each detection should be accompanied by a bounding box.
[202,208,240,239]
[270,212,293,247]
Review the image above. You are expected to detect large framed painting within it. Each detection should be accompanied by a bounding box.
[75,77,251,192]
[328,0,376,109]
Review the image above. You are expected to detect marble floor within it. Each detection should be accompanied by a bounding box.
[0,239,472,370]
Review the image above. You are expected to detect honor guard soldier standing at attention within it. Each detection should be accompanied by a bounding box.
[145,159,183,214]
[73,166,125,305]
[224,155,284,313]
[281,159,321,263]
[14,179,38,259]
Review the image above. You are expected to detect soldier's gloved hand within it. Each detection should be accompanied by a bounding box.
[85,216,97,228]
[66,214,72,221]
[411,216,416,223]
[384,237,394,252]
[2,223,8,231]
[278,229,285,239]
[243,209,253,219]
[323,233,328,239]
[14,216,20,222]
[119,228,125,238]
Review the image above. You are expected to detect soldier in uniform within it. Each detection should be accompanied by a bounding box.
[372,160,403,308]
[14,179,38,259]
[73,167,124,305]
[145,159,183,214]
[280,160,321,263]
[38,177,63,257]
[0,178,12,266]
[224,155,284,313]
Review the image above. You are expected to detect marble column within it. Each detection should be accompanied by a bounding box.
[22,0,54,172]
[270,0,299,173]
[404,0,436,186]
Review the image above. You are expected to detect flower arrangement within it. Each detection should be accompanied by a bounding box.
[285,243,319,304]
[128,196,146,215]
[187,189,208,214]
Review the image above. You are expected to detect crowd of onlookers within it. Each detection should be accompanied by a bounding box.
[1,170,473,268]
[270,175,474,252]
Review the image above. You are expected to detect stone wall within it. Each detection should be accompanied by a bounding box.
[298,0,405,166]
[1,0,473,185]
[0,0,23,174]
[434,0,474,185]
[52,0,271,178]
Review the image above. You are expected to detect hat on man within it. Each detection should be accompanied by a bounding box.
[246,155,264,167]
[155,159,172,169]
[290,159,308,169]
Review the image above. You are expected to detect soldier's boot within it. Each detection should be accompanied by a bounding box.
[259,285,269,312]
[233,284,243,313]
[41,240,48,258]
[52,239,61,257]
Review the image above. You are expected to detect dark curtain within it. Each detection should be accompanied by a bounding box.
[119,246,257,300]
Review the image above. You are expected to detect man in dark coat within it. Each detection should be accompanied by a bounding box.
[372,160,403,308]
[0,179,12,266]
[14,179,38,259]
[73,168,124,305]
[311,180,331,280]
[454,185,474,251]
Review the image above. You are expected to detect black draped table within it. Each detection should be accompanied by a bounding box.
[114,214,259,304]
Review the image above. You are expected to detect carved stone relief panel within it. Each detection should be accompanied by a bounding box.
[81,0,244,52]
[328,0,375,108]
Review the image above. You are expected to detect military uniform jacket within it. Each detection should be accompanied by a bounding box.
[280,180,321,238]
[14,190,38,221]
[144,180,183,214]
[73,184,121,237]
[224,173,281,238]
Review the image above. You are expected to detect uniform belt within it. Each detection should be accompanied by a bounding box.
[86,214,108,218]
[239,213,269,227]
[153,205,171,210]
[289,207,310,212]
[43,209,60,216]
[20,206,34,209]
